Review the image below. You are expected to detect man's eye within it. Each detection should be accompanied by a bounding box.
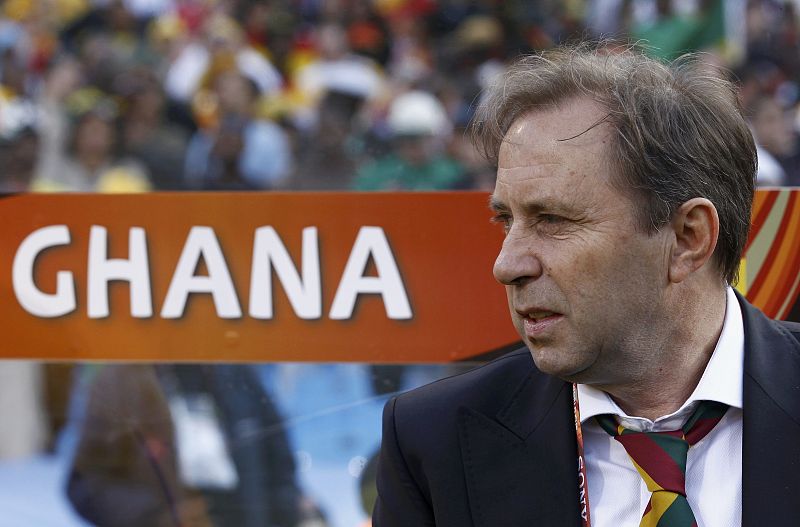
[491,214,512,233]
[539,214,564,224]
[537,215,574,235]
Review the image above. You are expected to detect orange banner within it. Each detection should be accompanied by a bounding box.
[0,192,517,362]
[1,190,798,362]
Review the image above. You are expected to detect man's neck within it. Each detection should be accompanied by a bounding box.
[601,285,728,421]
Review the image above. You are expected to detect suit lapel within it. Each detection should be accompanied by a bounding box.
[740,297,800,524]
[458,369,581,527]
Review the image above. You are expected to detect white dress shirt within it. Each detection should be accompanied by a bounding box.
[577,287,744,527]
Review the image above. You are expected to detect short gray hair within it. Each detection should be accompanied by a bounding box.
[471,43,756,284]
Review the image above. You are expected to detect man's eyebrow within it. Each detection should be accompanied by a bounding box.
[488,196,508,213]
[489,195,581,216]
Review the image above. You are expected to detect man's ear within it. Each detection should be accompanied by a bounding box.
[668,198,720,284]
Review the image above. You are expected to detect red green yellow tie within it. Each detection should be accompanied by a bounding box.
[595,401,728,527]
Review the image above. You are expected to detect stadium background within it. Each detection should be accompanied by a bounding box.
[1,1,799,526]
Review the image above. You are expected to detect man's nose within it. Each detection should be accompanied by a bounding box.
[493,236,543,285]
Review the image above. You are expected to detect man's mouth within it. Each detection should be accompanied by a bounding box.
[526,310,557,322]
[518,310,563,337]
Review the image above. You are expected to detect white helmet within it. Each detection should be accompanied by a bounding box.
[387,90,451,137]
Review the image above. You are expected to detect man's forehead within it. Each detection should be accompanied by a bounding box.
[498,98,613,166]
[492,98,621,213]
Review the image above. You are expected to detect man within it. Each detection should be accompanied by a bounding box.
[374,44,800,526]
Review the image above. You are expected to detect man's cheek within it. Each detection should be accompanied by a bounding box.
[505,286,515,307]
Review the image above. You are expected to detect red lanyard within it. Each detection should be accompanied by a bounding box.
[573,383,592,527]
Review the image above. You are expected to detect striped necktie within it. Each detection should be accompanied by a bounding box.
[595,400,728,527]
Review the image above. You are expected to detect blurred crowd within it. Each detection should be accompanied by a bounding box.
[1,0,800,194]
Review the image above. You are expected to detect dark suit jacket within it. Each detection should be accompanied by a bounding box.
[374,296,800,526]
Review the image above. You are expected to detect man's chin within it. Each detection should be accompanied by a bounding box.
[526,345,593,381]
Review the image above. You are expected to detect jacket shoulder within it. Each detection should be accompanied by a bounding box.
[394,348,535,416]
[387,348,568,458]
[776,319,800,339]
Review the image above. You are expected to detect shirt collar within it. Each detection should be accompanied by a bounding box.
[577,287,744,424]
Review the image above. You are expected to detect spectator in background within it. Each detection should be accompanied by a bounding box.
[0,39,41,188]
[164,12,282,106]
[384,12,434,88]
[352,90,466,190]
[629,0,728,61]
[117,68,189,189]
[283,22,385,190]
[0,126,38,192]
[345,2,391,66]
[60,0,155,94]
[67,364,318,527]
[35,55,83,182]
[286,89,366,190]
[748,93,800,186]
[439,15,507,190]
[746,0,800,78]
[184,69,291,190]
[33,89,151,192]
[293,22,384,128]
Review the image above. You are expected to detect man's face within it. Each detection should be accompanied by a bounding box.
[491,97,671,385]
